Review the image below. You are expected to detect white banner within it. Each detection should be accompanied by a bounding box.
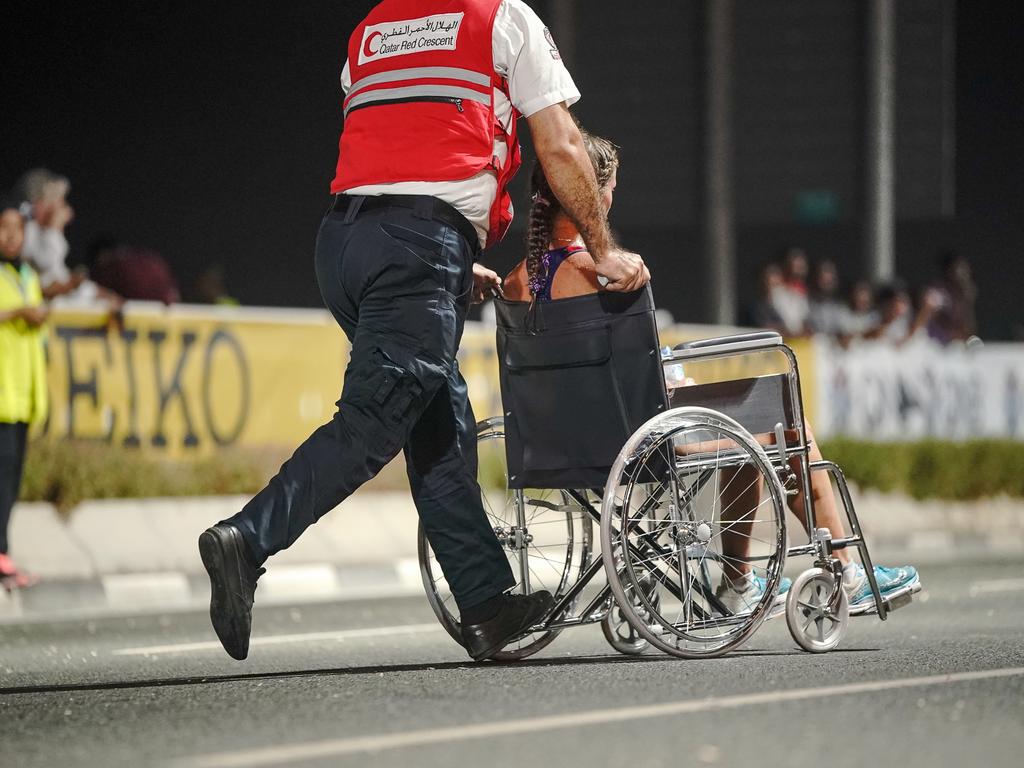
[815,338,1024,440]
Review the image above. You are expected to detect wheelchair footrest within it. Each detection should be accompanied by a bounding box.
[849,581,922,617]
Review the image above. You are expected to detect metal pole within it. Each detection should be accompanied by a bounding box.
[940,0,956,218]
[865,0,896,282]
[704,0,736,325]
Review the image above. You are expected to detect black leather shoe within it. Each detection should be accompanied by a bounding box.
[198,523,265,661]
[460,591,554,661]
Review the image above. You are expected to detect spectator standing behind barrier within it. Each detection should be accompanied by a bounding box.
[776,246,811,335]
[839,279,878,339]
[744,263,798,336]
[0,195,48,590]
[929,251,978,343]
[17,169,78,296]
[86,236,180,304]
[867,281,941,345]
[807,259,846,337]
[192,263,239,306]
[16,168,122,308]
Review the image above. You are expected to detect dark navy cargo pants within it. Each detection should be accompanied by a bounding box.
[226,196,515,612]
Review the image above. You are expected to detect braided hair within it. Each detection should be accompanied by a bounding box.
[525,130,619,297]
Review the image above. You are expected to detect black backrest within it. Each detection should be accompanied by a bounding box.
[667,374,796,434]
[494,287,668,489]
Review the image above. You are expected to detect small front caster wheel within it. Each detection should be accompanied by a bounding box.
[786,567,849,653]
[601,600,648,655]
[601,575,659,655]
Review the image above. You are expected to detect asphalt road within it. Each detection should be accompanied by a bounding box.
[1,558,1022,768]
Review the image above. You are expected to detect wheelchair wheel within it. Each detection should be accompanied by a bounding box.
[418,417,592,661]
[785,567,849,653]
[601,572,657,655]
[600,407,788,659]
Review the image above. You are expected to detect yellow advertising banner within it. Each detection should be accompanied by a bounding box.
[45,305,347,457]
[44,305,817,459]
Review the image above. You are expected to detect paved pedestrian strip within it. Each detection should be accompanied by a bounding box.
[178,667,1024,767]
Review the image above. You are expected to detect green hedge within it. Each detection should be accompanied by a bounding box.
[20,439,416,516]
[19,437,1024,516]
[818,439,1024,501]
[20,440,278,517]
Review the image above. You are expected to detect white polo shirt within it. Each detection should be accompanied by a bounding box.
[339,0,581,247]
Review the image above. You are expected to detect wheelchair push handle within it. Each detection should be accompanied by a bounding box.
[671,331,784,359]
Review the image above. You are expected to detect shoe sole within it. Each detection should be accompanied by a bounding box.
[469,598,554,662]
[198,527,250,661]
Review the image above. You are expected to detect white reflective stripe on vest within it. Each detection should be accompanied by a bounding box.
[348,66,491,99]
[343,84,491,116]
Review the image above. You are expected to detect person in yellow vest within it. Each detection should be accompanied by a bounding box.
[0,194,48,590]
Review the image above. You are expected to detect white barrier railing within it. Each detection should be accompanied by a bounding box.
[814,337,1024,440]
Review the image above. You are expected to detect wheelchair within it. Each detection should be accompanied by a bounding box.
[418,287,921,660]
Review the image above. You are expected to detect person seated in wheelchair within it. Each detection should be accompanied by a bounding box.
[502,129,919,616]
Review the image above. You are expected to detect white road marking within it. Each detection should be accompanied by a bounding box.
[180,666,1024,767]
[969,578,1024,596]
[112,623,442,656]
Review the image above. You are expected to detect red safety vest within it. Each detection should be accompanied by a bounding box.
[331,0,522,247]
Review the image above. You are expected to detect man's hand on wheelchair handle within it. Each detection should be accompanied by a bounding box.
[596,248,651,293]
[471,263,503,304]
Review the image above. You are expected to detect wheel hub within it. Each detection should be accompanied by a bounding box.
[672,520,714,546]
[493,525,533,551]
[801,594,829,624]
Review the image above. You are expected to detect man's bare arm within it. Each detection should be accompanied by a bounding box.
[526,103,650,291]
[527,103,611,259]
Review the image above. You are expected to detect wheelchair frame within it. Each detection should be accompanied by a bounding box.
[418,331,920,659]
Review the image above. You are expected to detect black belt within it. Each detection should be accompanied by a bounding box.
[333,193,480,251]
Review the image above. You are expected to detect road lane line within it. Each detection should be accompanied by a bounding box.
[180,666,1024,767]
[969,578,1024,596]
[112,623,442,656]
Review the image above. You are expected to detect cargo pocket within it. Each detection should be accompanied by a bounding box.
[373,350,423,428]
[420,292,460,368]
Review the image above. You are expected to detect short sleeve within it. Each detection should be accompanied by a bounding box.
[492,0,580,118]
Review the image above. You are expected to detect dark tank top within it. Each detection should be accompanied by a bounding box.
[528,244,588,301]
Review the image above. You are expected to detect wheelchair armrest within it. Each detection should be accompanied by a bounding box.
[671,331,783,359]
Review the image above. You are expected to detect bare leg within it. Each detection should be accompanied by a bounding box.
[719,425,851,576]
[786,426,852,567]
[717,465,763,582]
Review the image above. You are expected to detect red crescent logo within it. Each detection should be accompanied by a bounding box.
[363,31,382,58]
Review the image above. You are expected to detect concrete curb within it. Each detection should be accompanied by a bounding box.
[0,560,424,622]
[1,489,1022,621]
[2,491,428,621]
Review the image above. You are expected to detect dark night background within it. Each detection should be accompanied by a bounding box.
[2,1,1021,337]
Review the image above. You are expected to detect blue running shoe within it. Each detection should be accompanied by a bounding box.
[844,564,919,605]
[716,573,792,615]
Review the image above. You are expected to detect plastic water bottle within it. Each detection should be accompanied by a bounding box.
[661,346,686,389]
